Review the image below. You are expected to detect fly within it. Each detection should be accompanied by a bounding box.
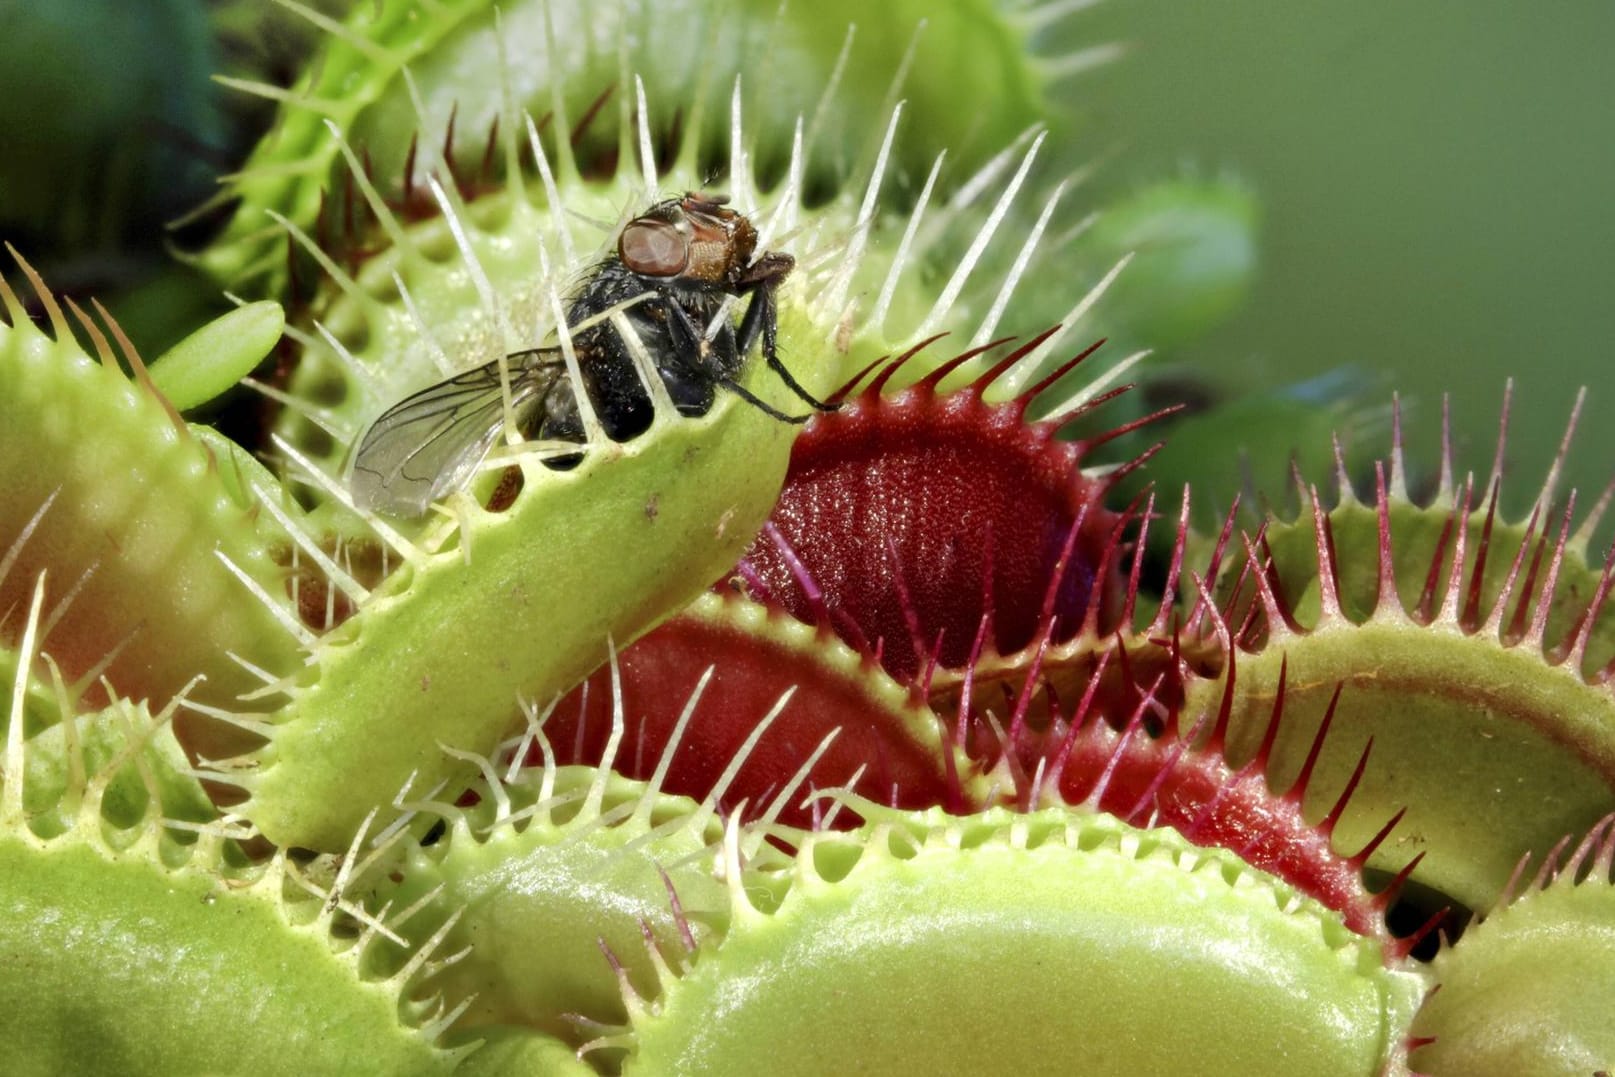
[349,192,833,517]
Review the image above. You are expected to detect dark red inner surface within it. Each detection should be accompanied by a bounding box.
[540,607,962,829]
[740,385,1118,686]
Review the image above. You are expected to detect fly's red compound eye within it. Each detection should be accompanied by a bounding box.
[619,218,690,277]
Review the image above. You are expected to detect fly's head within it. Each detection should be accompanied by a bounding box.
[617,192,787,293]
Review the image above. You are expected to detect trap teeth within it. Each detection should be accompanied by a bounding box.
[619,809,1425,1076]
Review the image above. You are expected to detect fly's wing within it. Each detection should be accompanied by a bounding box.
[349,352,565,517]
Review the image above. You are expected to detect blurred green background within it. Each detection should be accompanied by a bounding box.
[1074,1,1615,511]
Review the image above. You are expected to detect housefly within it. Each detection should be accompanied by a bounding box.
[350,192,832,517]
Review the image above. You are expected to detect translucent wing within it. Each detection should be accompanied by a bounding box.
[350,352,565,518]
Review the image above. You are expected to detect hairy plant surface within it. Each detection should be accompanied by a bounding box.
[2,2,1605,1074]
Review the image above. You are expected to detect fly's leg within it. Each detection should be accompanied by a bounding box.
[719,376,813,424]
[733,268,833,413]
[664,298,809,424]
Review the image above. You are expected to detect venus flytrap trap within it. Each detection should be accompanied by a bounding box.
[0,255,306,766]
[145,299,287,412]
[606,807,1426,1075]
[1410,813,1615,1075]
[0,645,216,838]
[1187,390,1615,914]
[230,116,877,848]
[238,291,837,850]
[546,589,985,828]
[356,669,839,1052]
[0,577,467,1075]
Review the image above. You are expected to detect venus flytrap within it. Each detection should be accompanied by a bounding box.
[610,808,1427,1075]
[0,256,304,765]
[359,673,825,1050]
[241,299,839,850]
[146,299,286,411]
[24,0,1615,1071]
[1410,813,1615,1074]
[222,0,1143,853]
[200,0,1087,295]
[0,646,216,837]
[0,576,467,1076]
[1186,392,1615,913]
